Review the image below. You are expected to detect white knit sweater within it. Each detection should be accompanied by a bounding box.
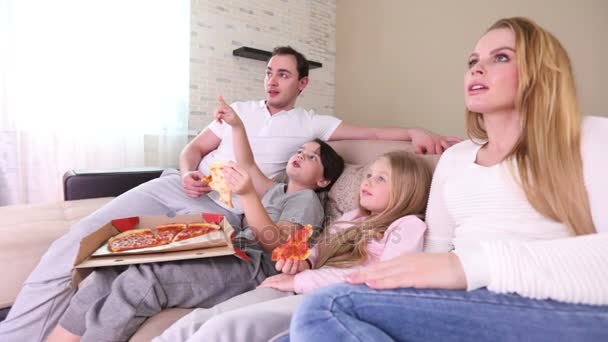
[425,116,608,305]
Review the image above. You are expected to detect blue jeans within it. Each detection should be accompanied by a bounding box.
[288,284,608,342]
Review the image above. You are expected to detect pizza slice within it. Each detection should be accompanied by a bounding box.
[271,225,314,261]
[173,222,221,242]
[155,223,186,244]
[203,161,233,208]
[108,228,169,252]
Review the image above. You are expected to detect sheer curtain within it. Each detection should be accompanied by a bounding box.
[0,0,189,205]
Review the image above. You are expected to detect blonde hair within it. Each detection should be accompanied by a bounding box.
[465,17,595,235]
[314,151,433,268]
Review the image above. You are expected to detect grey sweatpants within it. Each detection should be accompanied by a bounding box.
[0,169,241,342]
[154,288,301,342]
[59,254,266,342]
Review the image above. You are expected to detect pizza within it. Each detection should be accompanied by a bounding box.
[203,161,233,208]
[174,222,221,242]
[271,225,314,261]
[108,228,168,252]
[108,222,221,252]
[155,223,186,244]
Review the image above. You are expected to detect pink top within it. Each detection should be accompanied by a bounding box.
[293,209,427,294]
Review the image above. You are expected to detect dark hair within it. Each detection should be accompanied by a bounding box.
[313,138,344,192]
[272,46,309,79]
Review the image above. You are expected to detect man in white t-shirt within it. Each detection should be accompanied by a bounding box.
[0,46,459,341]
[180,46,459,203]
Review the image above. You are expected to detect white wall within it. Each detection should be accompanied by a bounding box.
[335,0,608,136]
[189,0,337,136]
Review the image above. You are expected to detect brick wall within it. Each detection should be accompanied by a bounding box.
[189,0,337,136]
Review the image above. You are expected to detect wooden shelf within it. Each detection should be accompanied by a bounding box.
[232,46,322,69]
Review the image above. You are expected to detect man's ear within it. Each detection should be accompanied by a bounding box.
[298,76,309,92]
[317,178,330,189]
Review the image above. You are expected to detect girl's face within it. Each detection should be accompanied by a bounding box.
[286,141,327,189]
[464,28,519,115]
[359,157,391,215]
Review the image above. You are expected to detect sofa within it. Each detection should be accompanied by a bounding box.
[0,140,440,341]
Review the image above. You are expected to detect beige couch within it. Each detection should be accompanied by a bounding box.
[0,140,440,341]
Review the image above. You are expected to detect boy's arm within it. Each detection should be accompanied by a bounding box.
[230,125,275,197]
[328,122,461,154]
[215,96,274,197]
[239,191,301,252]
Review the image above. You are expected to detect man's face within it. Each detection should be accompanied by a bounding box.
[264,55,308,112]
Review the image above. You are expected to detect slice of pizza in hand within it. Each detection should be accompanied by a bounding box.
[155,223,186,244]
[204,161,234,208]
[173,222,221,242]
[108,228,169,252]
[272,225,314,261]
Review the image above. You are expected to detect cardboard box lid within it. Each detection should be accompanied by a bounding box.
[70,213,237,288]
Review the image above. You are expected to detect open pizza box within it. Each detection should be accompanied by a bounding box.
[70,212,248,288]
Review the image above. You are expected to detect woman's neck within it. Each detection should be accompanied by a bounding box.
[480,111,522,161]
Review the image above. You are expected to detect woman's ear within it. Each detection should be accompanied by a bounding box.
[317,178,330,189]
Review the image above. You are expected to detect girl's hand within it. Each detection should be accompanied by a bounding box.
[258,273,296,292]
[214,96,243,127]
[275,259,311,275]
[346,252,467,290]
[223,163,255,195]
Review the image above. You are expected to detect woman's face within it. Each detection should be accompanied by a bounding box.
[464,28,519,115]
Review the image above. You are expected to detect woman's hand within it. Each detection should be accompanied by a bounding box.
[275,259,311,275]
[258,273,296,292]
[223,163,255,196]
[214,96,243,127]
[346,252,467,290]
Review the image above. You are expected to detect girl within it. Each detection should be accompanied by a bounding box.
[154,149,434,342]
[47,97,345,342]
[289,17,608,342]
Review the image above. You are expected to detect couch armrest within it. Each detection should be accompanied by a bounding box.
[63,168,165,201]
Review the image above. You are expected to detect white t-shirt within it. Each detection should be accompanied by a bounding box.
[198,100,342,212]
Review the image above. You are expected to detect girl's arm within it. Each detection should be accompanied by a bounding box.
[380,216,426,261]
[215,96,274,197]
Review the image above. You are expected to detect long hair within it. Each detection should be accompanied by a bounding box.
[314,151,433,268]
[465,17,595,235]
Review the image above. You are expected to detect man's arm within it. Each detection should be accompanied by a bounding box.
[328,122,461,154]
[179,128,221,197]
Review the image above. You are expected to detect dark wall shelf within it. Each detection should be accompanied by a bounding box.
[232,46,322,69]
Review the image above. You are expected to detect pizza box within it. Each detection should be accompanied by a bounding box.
[70,212,247,287]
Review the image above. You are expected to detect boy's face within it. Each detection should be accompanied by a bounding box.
[286,142,327,189]
[264,55,309,112]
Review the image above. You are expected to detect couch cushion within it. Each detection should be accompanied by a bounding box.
[0,197,114,308]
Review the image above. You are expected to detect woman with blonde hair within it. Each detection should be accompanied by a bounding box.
[288,17,608,341]
[154,150,434,342]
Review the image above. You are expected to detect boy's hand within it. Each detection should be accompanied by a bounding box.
[181,171,212,197]
[275,259,311,275]
[214,96,243,127]
[223,162,255,195]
